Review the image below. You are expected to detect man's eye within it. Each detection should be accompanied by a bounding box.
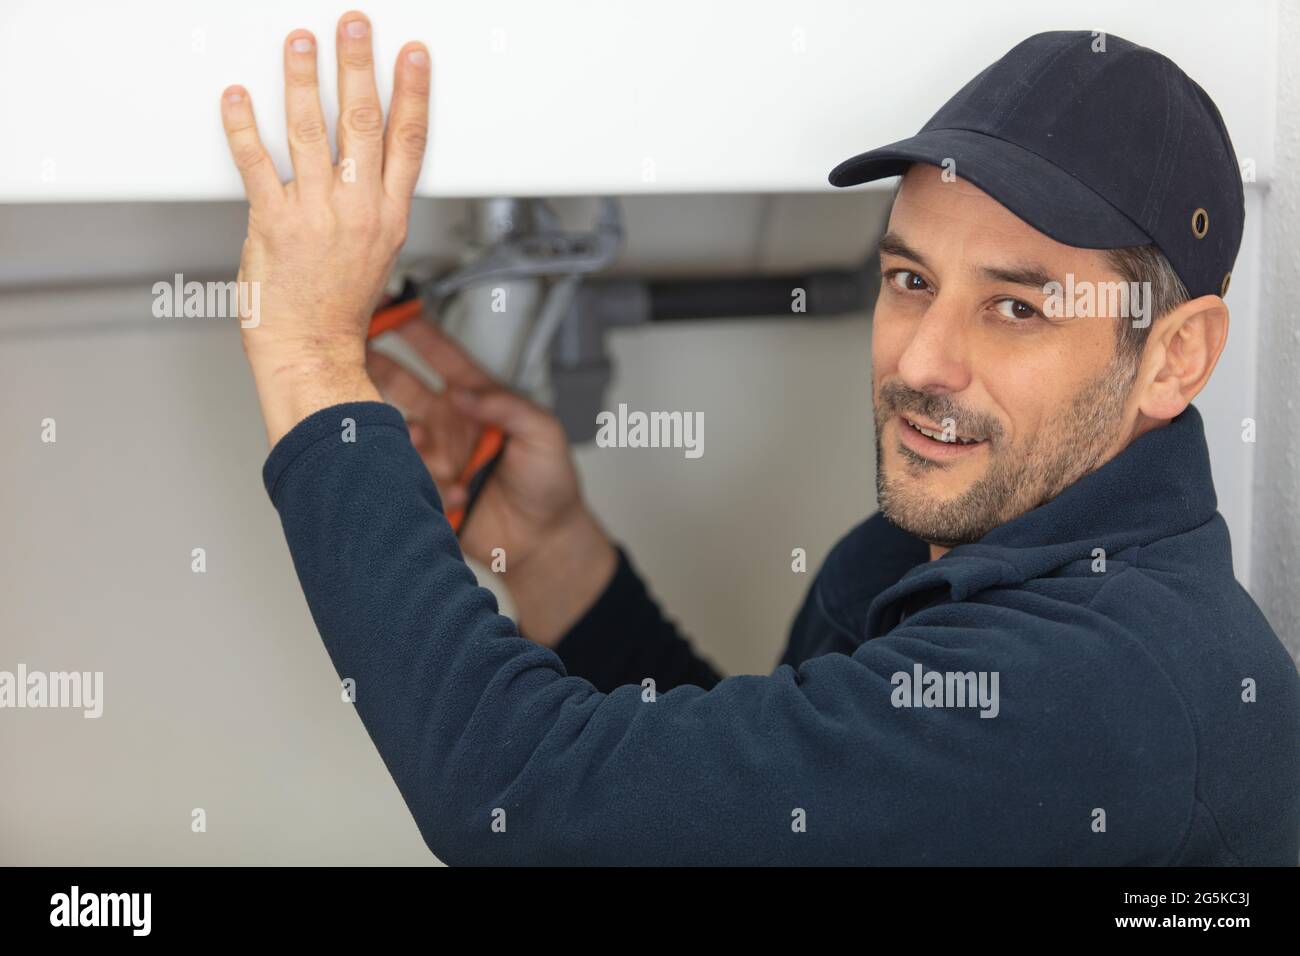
[889,270,930,293]
[994,298,1039,321]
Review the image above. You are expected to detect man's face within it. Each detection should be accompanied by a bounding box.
[872,165,1142,548]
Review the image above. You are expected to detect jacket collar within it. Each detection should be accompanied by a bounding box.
[865,404,1218,636]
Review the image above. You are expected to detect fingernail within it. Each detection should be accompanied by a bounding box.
[408,48,428,67]
[291,36,313,53]
[224,88,244,104]
[345,19,369,39]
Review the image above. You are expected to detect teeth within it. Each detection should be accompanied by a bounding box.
[907,418,980,445]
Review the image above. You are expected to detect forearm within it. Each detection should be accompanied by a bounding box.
[486,462,721,689]
[502,506,618,648]
[549,546,724,693]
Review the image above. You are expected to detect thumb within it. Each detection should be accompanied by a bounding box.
[449,387,556,443]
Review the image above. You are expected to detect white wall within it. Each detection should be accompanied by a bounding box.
[1251,2,1300,657]
[0,0,1279,200]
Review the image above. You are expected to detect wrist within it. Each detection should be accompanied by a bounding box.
[243,329,367,376]
[505,506,618,648]
[247,344,380,447]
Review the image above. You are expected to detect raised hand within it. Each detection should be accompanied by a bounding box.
[220,10,430,445]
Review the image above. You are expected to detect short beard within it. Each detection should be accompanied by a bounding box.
[874,352,1138,548]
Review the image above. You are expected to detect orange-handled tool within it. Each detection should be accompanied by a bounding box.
[368,295,506,535]
[367,296,424,338]
[444,424,504,533]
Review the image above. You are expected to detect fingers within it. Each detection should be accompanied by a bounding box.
[449,387,560,444]
[366,349,431,412]
[335,12,384,189]
[408,421,467,492]
[367,350,475,483]
[236,15,428,204]
[422,465,468,510]
[283,31,333,193]
[383,43,431,201]
[396,320,496,389]
[220,87,284,208]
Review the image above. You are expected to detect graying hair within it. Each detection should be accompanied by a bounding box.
[1103,244,1190,365]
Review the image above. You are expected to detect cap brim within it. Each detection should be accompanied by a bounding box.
[828,128,1150,249]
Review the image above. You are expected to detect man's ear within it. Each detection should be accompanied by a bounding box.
[1135,295,1230,421]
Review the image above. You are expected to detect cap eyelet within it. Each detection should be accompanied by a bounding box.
[1191,207,1210,239]
[1220,272,1231,296]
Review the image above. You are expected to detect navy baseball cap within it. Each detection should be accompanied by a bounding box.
[828,31,1244,300]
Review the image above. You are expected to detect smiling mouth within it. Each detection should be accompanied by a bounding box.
[897,415,988,458]
[903,416,983,445]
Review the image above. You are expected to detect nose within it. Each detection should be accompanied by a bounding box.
[894,295,972,396]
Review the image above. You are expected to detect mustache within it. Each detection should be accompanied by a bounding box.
[877,381,1002,443]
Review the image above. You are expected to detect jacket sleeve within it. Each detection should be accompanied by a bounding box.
[550,546,723,693]
[263,401,1197,865]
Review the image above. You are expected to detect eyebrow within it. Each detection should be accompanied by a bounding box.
[978,263,1058,291]
[877,231,1059,292]
[877,232,932,271]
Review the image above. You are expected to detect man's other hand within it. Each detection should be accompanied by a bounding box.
[368,321,617,648]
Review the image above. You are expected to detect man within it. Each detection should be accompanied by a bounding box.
[223,16,1299,864]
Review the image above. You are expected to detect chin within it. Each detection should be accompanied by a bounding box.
[877,474,1000,548]
[880,505,978,549]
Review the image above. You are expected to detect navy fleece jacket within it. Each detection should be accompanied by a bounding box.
[263,402,1299,865]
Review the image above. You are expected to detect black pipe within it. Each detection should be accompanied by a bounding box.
[645,268,876,321]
